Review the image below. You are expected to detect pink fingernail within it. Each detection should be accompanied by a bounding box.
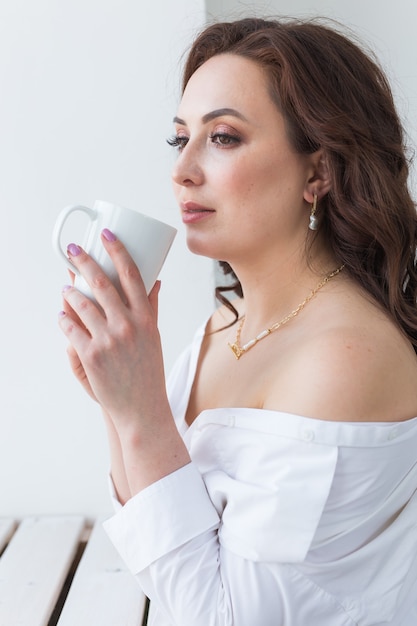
[102,228,117,242]
[67,243,82,256]
[58,310,66,318]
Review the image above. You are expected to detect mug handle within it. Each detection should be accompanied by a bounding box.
[52,204,97,276]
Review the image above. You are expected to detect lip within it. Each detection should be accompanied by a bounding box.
[181,201,215,224]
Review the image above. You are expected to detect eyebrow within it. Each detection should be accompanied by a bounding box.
[173,107,248,125]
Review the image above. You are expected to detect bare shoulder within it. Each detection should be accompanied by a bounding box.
[303,320,417,422]
[265,287,417,423]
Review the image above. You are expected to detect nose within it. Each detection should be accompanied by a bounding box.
[171,144,204,187]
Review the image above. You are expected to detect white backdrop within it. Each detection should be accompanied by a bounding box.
[1,0,416,518]
[0,0,212,518]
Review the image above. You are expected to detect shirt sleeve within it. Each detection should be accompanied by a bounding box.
[103,448,348,625]
[103,462,220,571]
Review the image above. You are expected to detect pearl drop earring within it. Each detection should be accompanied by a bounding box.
[309,194,319,231]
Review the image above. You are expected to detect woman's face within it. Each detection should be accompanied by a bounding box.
[171,53,320,266]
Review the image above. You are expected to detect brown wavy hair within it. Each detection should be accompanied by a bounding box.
[181,17,417,351]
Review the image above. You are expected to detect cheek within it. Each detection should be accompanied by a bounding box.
[246,152,302,205]
[214,155,259,197]
[237,159,280,203]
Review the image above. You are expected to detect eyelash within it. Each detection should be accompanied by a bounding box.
[166,132,241,151]
[166,135,188,150]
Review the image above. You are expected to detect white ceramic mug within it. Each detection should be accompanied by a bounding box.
[52,200,177,299]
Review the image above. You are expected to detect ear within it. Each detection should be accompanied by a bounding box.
[303,149,331,204]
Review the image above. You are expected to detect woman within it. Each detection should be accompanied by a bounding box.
[59,17,417,625]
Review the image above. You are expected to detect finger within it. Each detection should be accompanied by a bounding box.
[58,308,91,355]
[99,229,149,310]
[59,285,103,352]
[66,343,84,377]
[66,344,97,401]
[61,284,104,337]
[66,242,123,313]
[62,285,86,330]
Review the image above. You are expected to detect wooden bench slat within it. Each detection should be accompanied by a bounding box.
[0,516,85,626]
[57,519,146,626]
[0,518,16,553]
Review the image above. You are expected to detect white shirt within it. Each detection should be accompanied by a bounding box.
[103,322,417,625]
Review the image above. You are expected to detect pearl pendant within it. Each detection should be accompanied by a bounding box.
[309,214,319,230]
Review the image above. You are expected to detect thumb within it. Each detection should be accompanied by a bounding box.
[148,280,161,321]
[148,280,161,319]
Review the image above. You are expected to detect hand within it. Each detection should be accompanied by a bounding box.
[58,230,170,432]
[59,229,191,493]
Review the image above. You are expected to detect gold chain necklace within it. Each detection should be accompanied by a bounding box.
[228,264,345,360]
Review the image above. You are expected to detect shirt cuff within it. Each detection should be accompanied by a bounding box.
[103,462,220,574]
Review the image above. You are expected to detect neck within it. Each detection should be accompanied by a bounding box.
[229,242,339,338]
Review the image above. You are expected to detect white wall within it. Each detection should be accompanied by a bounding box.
[206,0,417,190]
[0,0,212,518]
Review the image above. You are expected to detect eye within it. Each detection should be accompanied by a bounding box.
[209,132,241,147]
[167,135,189,151]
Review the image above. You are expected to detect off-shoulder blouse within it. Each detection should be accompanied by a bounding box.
[104,321,417,625]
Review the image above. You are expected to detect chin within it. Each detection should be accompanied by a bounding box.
[185,234,222,260]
